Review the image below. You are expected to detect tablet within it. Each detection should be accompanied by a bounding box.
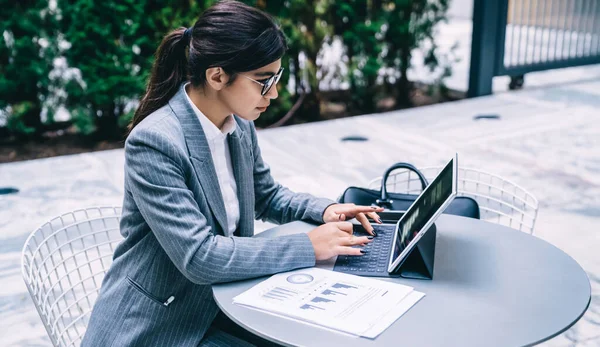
[388,154,458,273]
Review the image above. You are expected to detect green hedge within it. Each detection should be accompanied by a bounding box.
[0,0,450,139]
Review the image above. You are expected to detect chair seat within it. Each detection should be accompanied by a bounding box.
[21,206,123,347]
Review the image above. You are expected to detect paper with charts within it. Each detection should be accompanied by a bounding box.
[232,267,425,338]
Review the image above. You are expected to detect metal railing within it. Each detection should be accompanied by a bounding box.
[468,0,600,96]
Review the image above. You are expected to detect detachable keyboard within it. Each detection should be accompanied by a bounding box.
[333,223,398,277]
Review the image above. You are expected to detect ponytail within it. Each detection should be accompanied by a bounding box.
[128,27,190,134]
[128,1,288,135]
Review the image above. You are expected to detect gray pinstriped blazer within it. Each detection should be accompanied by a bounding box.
[82,86,334,346]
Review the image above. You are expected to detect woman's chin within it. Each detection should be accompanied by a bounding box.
[236,112,261,121]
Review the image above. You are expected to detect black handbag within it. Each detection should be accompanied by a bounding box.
[338,162,480,221]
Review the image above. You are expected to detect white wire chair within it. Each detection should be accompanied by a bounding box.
[21,206,123,347]
[368,167,539,234]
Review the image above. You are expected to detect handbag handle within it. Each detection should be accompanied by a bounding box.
[376,163,429,207]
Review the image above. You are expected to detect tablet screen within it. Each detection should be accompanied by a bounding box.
[390,158,455,266]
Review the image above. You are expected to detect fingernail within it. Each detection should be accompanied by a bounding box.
[377,218,382,224]
[372,230,378,237]
[371,206,378,209]
[367,236,374,240]
[360,249,368,254]
[338,214,342,220]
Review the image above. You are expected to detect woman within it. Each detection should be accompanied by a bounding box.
[83,1,383,346]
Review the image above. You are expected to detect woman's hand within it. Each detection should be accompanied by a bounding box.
[323,203,384,236]
[307,222,373,261]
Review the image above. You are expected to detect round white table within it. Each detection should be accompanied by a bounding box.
[212,215,591,346]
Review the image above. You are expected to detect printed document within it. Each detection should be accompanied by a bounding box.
[232,267,424,338]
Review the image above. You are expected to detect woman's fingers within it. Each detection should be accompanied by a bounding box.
[328,224,374,257]
[340,235,372,247]
[355,213,375,235]
[347,205,385,214]
[334,221,353,235]
[359,205,385,213]
[336,245,368,256]
[337,205,384,219]
[366,212,382,224]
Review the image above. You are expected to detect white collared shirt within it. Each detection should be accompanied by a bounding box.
[184,83,239,236]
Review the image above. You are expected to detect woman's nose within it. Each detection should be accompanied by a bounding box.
[265,84,279,100]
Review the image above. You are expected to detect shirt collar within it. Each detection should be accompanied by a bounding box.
[183,83,236,141]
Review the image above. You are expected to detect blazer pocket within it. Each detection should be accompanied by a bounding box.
[126,276,175,307]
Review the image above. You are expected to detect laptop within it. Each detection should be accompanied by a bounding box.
[333,153,458,278]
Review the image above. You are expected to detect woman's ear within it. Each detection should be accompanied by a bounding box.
[205,67,229,91]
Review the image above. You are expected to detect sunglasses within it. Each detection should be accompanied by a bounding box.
[241,67,284,96]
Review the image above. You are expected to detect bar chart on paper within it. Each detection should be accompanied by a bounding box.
[233,268,424,338]
[332,283,357,290]
[301,295,338,311]
[322,288,348,296]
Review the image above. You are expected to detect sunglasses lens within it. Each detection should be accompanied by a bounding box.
[261,68,284,96]
[262,77,274,96]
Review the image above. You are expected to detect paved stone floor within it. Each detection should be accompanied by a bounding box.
[2,6,600,344]
[1,74,599,346]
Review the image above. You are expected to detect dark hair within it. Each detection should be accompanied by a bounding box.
[129,0,287,133]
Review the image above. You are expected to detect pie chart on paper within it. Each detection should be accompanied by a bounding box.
[286,274,314,284]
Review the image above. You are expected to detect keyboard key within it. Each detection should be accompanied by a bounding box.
[334,223,398,274]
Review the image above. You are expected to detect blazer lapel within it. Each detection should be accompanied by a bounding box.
[227,122,254,237]
[169,85,228,234]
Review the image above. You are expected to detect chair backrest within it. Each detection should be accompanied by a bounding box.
[21,207,123,347]
[368,167,539,234]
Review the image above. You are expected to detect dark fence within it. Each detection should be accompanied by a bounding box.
[468,0,600,97]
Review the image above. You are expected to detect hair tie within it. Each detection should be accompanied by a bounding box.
[183,27,192,45]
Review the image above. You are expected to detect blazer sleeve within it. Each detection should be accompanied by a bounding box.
[125,126,316,285]
[249,122,336,225]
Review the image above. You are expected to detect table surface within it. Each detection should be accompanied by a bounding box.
[212,215,591,347]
